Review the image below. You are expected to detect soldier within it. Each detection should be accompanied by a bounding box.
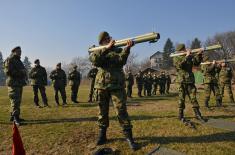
[201,56,222,108]
[158,71,166,95]
[89,31,138,150]
[146,72,153,96]
[126,71,134,98]
[29,59,48,108]
[152,74,158,95]
[165,73,171,94]
[143,73,148,96]
[173,44,207,124]
[49,63,67,106]
[4,46,27,125]
[87,67,98,102]
[68,65,81,103]
[135,71,143,97]
[219,62,235,104]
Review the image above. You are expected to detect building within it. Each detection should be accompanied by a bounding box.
[150,51,163,70]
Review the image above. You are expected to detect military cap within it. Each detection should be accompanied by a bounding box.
[98,31,110,44]
[34,59,40,64]
[11,46,21,53]
[56,62,61,67]
[176,44,186,51]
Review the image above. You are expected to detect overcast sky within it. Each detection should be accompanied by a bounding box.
[0,0,235,67]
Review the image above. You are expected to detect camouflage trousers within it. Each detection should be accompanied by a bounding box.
[159,83,165,94]
[152,84,157,95]
[33,85,48,106]
[220,82,234,102]
[8,86,23,116]
[54,85,67,104]
[137,84,143,97]
[95,88,132,130]
[88,79,95,101]
[204,83,221,102]
[126,85,133,97]
[71,84,79,101]
[178,83,199,110]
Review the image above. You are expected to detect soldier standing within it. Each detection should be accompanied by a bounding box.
[87,67,98,102]
[89,31,138,150]
[173,44,207,124]
[68,65,81,103]
[165,73,171,94]
[135,71,143,97]
[201,56,222,108]
[158,71,166,95]
[219,62,235,104]
[49,63,67,106]
[152,74,158,95]
[29,59,48,107]
[126,71,134,98]
[4,46,27,125]
[146,72,153,96]
[143,73,148,96]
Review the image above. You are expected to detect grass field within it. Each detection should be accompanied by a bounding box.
[0,84,235,155]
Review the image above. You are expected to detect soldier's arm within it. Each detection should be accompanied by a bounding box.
[43,68,48,85]
[118,47,130,65]
[89,49,109,67]
[192,54,203,66]
[63,71,67,86]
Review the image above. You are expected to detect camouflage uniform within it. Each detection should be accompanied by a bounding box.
[145,73,153,96]
[143,74,148,96]
[68,66,81,103]
[158,72,166,95]
[87,67,98,102]
[173,43,206,122]
[152,74,158,95]
[135,71,143,97]
[126,72,134,97]
[50,64,67,105]
[4,47,27,124]
[165,74,171,94]
[29,60,48,107]
[219,64,234,103]
[201,62,222,107]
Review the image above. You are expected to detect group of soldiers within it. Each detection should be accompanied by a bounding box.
[125,70,171,98]
[2,32,235,151]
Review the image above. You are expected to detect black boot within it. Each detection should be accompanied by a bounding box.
[204,98,209,108]
[216,98,222,107]
[193,108,207,122]
[96,128,107,145]
[178,108,185,121]
[14,115,21,126]
[123,129,139,151]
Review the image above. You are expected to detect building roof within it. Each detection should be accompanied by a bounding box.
[150,51,163,59]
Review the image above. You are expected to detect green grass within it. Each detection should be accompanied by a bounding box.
[0,84,235,155]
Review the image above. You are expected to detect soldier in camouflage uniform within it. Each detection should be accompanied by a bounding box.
[146,72,153,96]
[152,74,158,95]
[219,62,235,104]
[68,65,81,103]
[89,31,138,150]
[165,73,171,94]
[29,59,48,107]
[135,71,143,97]
[158,71,166,95]
[126,71,134,98]
[4,46,27,125]
[201,56,222,107]
[49,63,67,106]
[173,44,207,123]
[143,73,148,96]
[87,67,98,102]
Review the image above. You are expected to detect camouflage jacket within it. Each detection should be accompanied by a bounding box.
[68,70,81,86]
[49,69,67,87]
[136,74,143,85]
[29,65,47,86]
[173,54,202,84]
[89,46,130,90]
[4,54,27,87]
[152,76,159,85]
[219,66,233,84]
[201,64,219,84]
[126,73,134,86]
[144,74,153,86]
[158,75,166,85]
[87,68,98,80]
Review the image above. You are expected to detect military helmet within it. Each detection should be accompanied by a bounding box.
[98,31,110,45]
[11,46,21,53]
[176,44,186,51]
[34,59,40,64]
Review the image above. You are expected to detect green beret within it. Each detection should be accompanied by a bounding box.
[98,31,109,45]
[176,44,186,51]
[11,46,21,53]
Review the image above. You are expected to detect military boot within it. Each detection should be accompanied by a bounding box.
[178,108,185,121]
[14,115,21,126]
[123,129,139,151]
[193,108,207,122]
[96,128,107,145]
[216,97,222,107]
[204,98,209,108]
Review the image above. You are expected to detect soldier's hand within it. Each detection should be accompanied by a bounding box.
[198,48,204,55]
[126,40,134,49]
[186,49,191,57]
[107,40,115,49]
[212,60,216,65]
